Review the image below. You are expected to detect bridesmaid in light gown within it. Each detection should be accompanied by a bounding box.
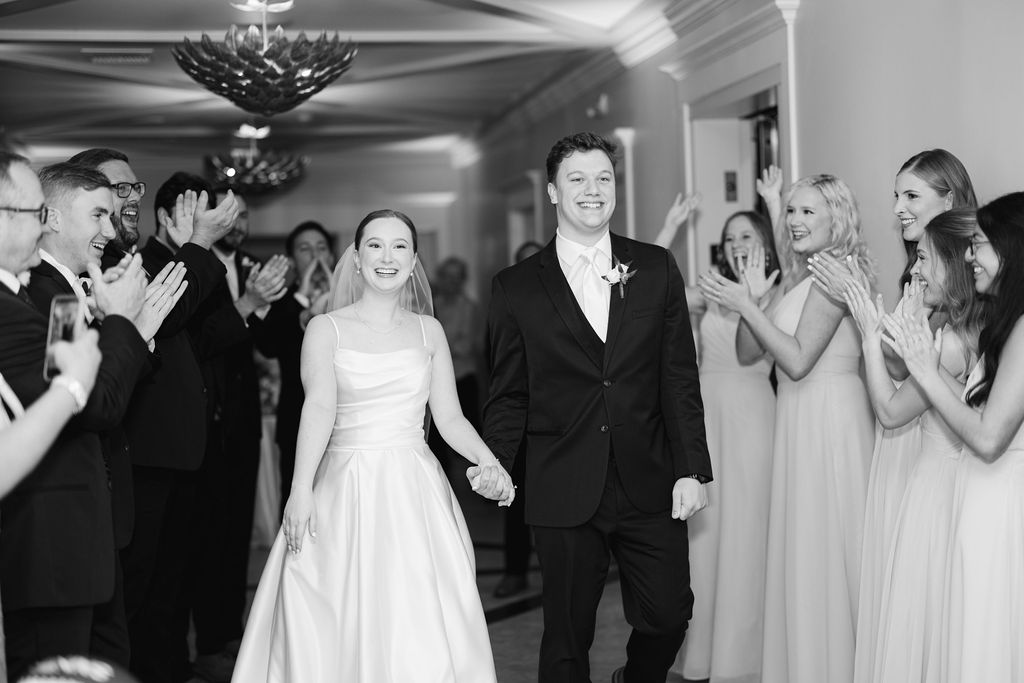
[231,210,514,683]
[885,192,1024,683]
[806,151,977,683]
[667,208,778,683]
[701,174,875,683]
[842,210,982,683]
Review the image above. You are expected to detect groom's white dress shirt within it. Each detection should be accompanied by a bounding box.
[555,228,612,341]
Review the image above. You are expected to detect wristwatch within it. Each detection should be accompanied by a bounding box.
[52,375,88,414]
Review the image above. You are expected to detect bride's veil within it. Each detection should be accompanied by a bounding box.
[327,243,434,317]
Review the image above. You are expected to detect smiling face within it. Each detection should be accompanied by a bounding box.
[97,159,141,249]
[967,225,1000,294]
[49,186,115,275]
[893,170,953,242]
[721,214,765,274]
[547,149,616,243]
[785,185,832,256]
[355,217,417,295]
[909,233,948,308]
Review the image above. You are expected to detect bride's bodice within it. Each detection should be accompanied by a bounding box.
[327,316,432,450]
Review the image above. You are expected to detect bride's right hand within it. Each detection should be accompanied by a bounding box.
[466,460,515,507]
[283,487,318,554]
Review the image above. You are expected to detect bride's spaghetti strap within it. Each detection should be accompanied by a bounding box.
[325,313,341,347]
[417,314,427,347]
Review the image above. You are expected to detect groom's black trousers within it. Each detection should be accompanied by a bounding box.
[532,457,693,683]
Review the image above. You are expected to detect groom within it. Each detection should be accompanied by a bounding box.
[484,132,711,683]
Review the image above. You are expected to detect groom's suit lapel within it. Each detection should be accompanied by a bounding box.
[602,234,632,370]
[537,241,604,369]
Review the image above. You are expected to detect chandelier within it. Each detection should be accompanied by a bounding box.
[206,124,309,195]
[172,0,357,118]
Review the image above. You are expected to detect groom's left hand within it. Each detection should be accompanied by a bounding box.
[671,477,707,521]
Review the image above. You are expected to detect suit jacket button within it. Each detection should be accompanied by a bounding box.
[602,379,612,388]
[600,425,609,433]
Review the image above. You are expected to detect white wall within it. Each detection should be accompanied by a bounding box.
[692,118,756,276]
[794,0,1024,299]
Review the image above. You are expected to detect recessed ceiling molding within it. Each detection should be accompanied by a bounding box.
[611,9,677,68]
[425,0,611,44]
[0,28,596,45]
[657,2,782,82]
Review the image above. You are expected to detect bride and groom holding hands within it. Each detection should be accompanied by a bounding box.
[231,132,712,683]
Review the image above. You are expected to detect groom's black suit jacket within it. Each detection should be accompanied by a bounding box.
[485,234,711,527]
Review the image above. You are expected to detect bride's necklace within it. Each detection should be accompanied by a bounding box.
[354,304,404,334]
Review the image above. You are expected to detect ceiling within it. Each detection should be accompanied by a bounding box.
[0,0,675,155]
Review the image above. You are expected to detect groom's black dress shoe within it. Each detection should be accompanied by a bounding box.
[492,573,528,598]
[611,666,626,683]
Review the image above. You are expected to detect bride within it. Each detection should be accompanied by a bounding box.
[231,209,514,683]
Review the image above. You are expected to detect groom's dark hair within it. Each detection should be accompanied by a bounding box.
[545,132,618,183]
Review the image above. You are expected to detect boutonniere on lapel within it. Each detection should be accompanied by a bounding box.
[601,256,636,299]
[240,254,259,279]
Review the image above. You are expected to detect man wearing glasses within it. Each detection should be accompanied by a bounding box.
[68,149,144,255]
[0,151,153,680]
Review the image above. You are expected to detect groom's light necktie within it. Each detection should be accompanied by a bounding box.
[568,247,609,342]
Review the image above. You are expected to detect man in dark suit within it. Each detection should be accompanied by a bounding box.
[66,155,239,683]
[256,220,335,512]
[184,189,288,682]
[484,132,712,683]
[29,161,188,668]
[0,153,150,679]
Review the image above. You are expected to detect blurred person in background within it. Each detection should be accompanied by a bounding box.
[257,220,336,512]
[428,256,482,481]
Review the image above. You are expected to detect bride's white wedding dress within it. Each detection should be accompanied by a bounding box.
[231,314,497,683]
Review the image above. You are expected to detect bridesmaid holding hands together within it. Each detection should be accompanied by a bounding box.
[701,173,876,683]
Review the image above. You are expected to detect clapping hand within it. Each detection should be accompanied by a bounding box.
[807,252,869,305]
[244,254,290,308]
[698,269,751,313]
[897,275,929,320]
[190,189,239,248]
[133,261,189,342]
[841,278,885,343]
[298,255,334,301]
[881,310,942,382]
[165,190,198,247]
[737,244,780,300]
[466,459,515,507]
[87,253,146,322]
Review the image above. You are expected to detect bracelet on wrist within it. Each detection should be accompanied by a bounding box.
[51,375,88,414]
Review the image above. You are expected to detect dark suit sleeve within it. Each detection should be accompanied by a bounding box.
[190,299,252,361]
[255,295,303,359]
[482,276,529,471]
[659,251,712,482]
[155,243,225,337]
[75,314,150,431]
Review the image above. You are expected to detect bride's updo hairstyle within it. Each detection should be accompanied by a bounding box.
[354,209,419,253]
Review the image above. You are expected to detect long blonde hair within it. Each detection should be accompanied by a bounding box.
[777,174,875,284]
